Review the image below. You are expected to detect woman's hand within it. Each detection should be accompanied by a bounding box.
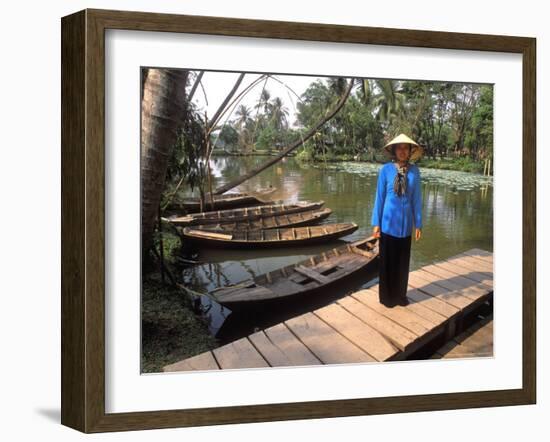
[415,228,422,241]
[372,226,381,238]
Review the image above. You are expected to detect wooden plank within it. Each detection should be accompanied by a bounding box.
[294,265,331,284]
[337,296,417,351]
[186,229,233,240]
[409,267,463,290]
[421,263,492,291]
[248,331,295,366]
[445,255,493,275]
[408,272,473,310]
[314,303,399,361]
[370,284,459,326]
[351,246,375,258]
[405,286,460,319]
[461,249,493,264]
[464,248,493,258]
[263,323,322,366]
[433,260,493,287]
[163,351,219,372]
[351,289,434,336]
[419,280,489,311]
[213,338,269,369]
[284,312,375,364]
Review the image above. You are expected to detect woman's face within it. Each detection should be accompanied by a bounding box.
[394,143,411,162]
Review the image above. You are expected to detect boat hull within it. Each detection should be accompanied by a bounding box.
[182,223,358,249]
[211,236,379,311]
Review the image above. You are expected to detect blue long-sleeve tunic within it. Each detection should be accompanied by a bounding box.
[371,161,423,238]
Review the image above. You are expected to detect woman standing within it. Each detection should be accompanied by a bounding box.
[371,134,424,308]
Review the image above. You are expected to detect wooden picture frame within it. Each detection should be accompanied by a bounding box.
[61,8,536,433]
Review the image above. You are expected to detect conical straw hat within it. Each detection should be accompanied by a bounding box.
[383,133,423,161]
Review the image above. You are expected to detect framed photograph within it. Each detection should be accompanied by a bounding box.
[61,8,536,433]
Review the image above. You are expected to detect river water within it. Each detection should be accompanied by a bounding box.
[178,155,493,343]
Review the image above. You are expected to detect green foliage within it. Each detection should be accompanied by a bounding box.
[215,124,239,151]
[417,156,484,173]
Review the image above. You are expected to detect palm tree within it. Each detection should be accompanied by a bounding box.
[373,79,406,127]
[141,68,189,257]
[256,88,272,114]
[268,97,289,131]
[234,104,252,150]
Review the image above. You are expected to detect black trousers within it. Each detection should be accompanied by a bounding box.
[378,231,412,307]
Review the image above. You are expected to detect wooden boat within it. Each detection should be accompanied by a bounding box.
[182,223,358,249]
[210,236,379,310]
[166,192,274,213]
[187,208,333,232]
[167,201,325,227]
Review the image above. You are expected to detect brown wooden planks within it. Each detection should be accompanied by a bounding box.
[294,265,331,284]
[163,351,219,372]
[433,260,493,287]
[248,331,296,366]
[213,338,269,369]
[405,286,460,319]
[421,263,492,292]
[351,289,434,336]
[314,303,399,361]
[408,271,474,310]
[263,323,322,366]
[370,284,452,326]
[284,312,375,364]
[443,255,493,275]
[337,296,417,351]
[164,250,493,374]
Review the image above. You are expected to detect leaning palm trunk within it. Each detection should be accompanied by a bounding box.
[213,78,355,195]
[141,68,189,256]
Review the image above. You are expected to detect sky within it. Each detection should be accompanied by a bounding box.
[190,70,332,129]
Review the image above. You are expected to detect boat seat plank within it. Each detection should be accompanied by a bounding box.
[294,265,331,284]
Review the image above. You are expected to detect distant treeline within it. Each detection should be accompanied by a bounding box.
[212,78,493,164]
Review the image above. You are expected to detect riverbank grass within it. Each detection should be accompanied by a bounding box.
[142,229,218,373]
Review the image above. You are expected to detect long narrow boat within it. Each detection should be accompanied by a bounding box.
[167,201,325,227]
[166,192,274,213]
[210,236,379,310]
[182,223,358,249]
[187,208,332,232]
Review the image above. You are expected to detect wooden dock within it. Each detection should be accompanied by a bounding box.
[163,248,494,372]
